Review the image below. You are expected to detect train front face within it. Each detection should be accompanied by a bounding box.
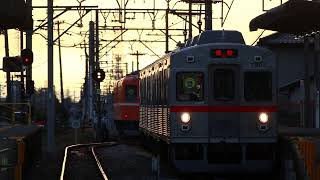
[169,43,278,174]
[114,76,140,134]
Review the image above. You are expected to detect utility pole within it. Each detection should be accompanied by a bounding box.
[47,0,56,152]
[188,1,193,39]
[4,30,10,102]
[95,10,102,141]
[84,44,89,126]
[131,61,134,73]
[89,21,94,127]
[205,0,212,30]
[130,51,145,71]
[20,31,25,100]
[26,0,33,98]
[57,21,65,107]
[165,0,169,53]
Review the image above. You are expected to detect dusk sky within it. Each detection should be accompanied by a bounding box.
[0,0,286,100]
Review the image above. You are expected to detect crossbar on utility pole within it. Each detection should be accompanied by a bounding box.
[129,51,145,71]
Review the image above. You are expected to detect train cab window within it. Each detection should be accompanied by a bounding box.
[125,85,137,102]
[213,69,235,101]
[244,72,272,101]
[177,72,204,101]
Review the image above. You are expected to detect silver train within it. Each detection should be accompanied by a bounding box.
[139,30,278,174]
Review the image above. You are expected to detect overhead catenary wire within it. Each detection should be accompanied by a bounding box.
[251,29,266,46]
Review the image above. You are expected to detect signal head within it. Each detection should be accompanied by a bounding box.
[21,49,33,66]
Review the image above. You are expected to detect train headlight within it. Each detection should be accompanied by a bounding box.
[258,113,269,124]
[181,112,191,123]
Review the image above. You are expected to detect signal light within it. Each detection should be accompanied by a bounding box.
[21,49,33,66]
[93,69,106,82]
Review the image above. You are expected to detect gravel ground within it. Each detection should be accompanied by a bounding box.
[25,127,95,180]
[98,144,157,180]
[24,128,279,180]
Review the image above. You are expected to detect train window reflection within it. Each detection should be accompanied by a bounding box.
[244,72,272,101]
[177,72,204,101]
[125,85,137,102]
[214,69,235,101]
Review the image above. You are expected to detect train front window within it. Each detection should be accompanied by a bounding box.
[244,72,272,101]
[125,85,137,102]
[177,72,204,101]
[213,69,235,101]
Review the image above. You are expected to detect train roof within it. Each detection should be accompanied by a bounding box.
[115,73,139,86]
[182,30,245,49]
[140,30,254,76]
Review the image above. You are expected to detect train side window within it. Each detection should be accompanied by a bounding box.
[147,76,151,105]
[160,70,164,105]
[125,85,137,102]
[141,78,146,105]
[164,69,168,104]
[244,72,272,101]
[177,72,204,101]
[213,69,235,101]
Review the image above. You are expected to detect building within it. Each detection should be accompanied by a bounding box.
[258,33,319,127]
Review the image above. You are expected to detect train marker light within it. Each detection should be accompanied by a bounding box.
[211,49,238,58]
[215,49,222,56]
[259,113,269,124]
[226,50,234,56]
[181,112,191,123]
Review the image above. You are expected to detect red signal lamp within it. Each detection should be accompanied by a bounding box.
[21,49,33,66]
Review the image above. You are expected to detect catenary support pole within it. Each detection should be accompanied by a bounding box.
[57,22,65,107]
[20,31,24,99]
[95,10,102,141]
[26,0,33,96]
[4,30,11,102]
[89,21,94,128]
[165,0,169,53]
[188,1,192,39]
[205,0,212,30]
[47,0,56,152]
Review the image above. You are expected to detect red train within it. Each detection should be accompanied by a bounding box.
[113,73,140,135]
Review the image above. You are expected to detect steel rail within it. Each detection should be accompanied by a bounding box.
[91,146,108,180]
[60,142,117,180]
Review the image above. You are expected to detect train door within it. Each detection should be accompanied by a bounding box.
[208,65,240,142]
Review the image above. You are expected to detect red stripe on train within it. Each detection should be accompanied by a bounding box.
[170,105,278,112]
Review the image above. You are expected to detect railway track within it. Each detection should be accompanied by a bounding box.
[60,142,118,180]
